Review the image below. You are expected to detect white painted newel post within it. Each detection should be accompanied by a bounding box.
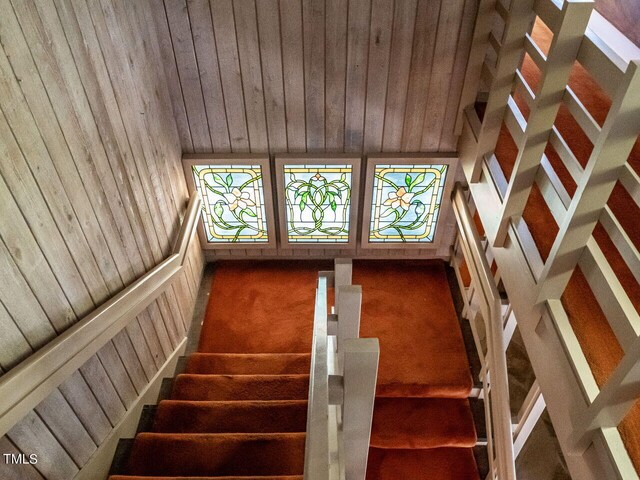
[337,285,362,358]
[334,258,354,314]
[342,338,380,480]
[305,258,380,480]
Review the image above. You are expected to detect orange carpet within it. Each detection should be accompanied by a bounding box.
[356,261,473,398]
[110,262,320,480]
[197,261,330,353]
[367,448,480,480]
[115,350,310,478]
[111,260,479,479]
[370,398,477,449]
[491,19,640,473]
[354,260,479,480]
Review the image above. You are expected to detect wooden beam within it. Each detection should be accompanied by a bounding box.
[492,0,593,247]
[342,338,379,480]
[572,335,640,452]
[535,61,640,301]
[454,0,498,135]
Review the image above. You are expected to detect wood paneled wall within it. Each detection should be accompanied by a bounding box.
[155,0,478,155]
[594,0,640,47]
[0,1,204,479]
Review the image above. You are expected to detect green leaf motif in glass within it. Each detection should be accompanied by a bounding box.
[192,165,269,243]
[369,164,448,243]
[283,164,353,243]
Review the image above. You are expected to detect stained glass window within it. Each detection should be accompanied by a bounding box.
[192,165,269,243]
[283,164,353,243]
[368,164,448,243]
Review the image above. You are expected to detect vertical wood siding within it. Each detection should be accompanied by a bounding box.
[0,1,204,479]
[164,0,477,260]
[157,0,478,155]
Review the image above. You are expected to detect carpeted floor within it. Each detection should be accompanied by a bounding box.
[110,260,479,480]
[356,261,473,398]
[491,18,640,473]
[198,261,331,353]
[354,260,479,480]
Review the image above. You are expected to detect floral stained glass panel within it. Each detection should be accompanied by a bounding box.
[192,165,269,243]
[283,164,352,243]
[369,164,448,243]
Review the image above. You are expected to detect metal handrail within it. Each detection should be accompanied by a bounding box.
[0,193,201,438]
[452,184,516,480]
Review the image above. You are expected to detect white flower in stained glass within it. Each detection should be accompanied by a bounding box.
[223,187,255,211]
[384,187,414,210]
[369,164,448,243]
[191,164,269,243]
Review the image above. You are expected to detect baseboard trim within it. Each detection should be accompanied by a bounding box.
[74,337,187,480]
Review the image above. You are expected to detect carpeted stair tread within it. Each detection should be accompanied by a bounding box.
[371,398,477,449]
[110,477,303,480]
[171,374,309,401]
[117,261,483,479]
[154,400,308,433]
[126,433,305,477]
[366,447,480,480]
[353,261,473,398]
[186,353,311,375]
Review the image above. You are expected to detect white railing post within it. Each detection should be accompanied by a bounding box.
[306,263,379,480]
[337,285,362,358]
[342,338,379,480]
[334,258,353,314]
[513,380,546,457]
[452,185,517,480]
[488,298,517,480]
[304,275,330,480]
[571,335,640,453]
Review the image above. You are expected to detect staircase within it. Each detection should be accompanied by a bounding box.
[355,261,481,480]
[110,352,311,479]
[109,260,482,479]
[109,261,322,479]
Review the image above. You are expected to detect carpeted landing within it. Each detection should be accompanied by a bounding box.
[110,261,479,480]
[355,261,479,480]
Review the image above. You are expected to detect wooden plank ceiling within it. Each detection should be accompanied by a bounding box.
[154,0,478,155]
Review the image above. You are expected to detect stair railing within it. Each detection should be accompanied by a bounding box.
[0,193,202,438]
[304,259,380,480]
[452,185,517,480]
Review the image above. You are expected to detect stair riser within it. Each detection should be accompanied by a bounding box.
[126,434,306,477]
[154,401,308,433]
[171,375,309,401]
[186,354,311,375]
